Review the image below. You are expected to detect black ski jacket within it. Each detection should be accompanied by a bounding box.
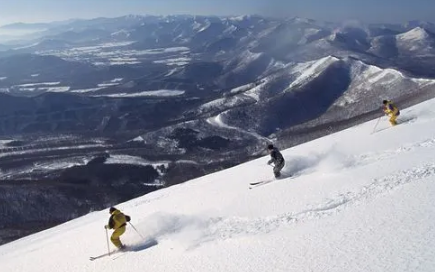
[268,148,284,165]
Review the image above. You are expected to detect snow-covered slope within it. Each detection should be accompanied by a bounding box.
[370,27,435,57]
[288,55,340,88]
[233,54,435,103]
[1,98,435,271]
[333,57,435,107]
[396,27,435,55]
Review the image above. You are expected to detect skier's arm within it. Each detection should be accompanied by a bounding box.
[268,150,277,164]
[106,216,114,229]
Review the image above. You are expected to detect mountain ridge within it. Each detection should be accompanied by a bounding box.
[1,14,435,246]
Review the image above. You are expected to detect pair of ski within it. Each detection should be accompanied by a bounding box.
[371,117,415,134]
[249,173,299,189]
[249,178,281,189]
[90,248,128,261]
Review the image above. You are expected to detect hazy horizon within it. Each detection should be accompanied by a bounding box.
[0,0,433,27]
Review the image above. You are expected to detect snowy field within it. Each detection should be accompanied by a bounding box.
[0,140,13,148]
[37,43,191,66]
[0,152,169,180]
[93,90,185,97]
[1,98,435,271]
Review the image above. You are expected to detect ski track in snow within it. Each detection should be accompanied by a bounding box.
[148,163,435,250]
[137,130,435,249]
[256,131,435,179]
[355,135,435,166]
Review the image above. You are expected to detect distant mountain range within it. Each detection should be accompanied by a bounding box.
[1,14,435,245]
[2,14,435,180]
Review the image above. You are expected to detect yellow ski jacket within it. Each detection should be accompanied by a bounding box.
[383,101,399,115]
[107,209,130,229]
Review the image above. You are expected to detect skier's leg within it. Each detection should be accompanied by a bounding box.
[110,226,126,248]
[389,113,397,126]
[273,161,285,178]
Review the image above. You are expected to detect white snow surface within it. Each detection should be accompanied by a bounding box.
[94,90,185,98]
[0,144,107,159]
[96,78,123,87]
[197,21,211,32]
[105,155,170,168]
[13,42,41,50]
[97,82,120,87]
[38,44,189,66]
[45,86,71,93]
[65,41,136,52]
[206,112,235,130]
[165,68,180,77]
[206,111,265,141]
[70,87,106,93]
[107,57,141,65]
[244,79,269,101]
[334,58,435,106]
[397,27,429,42]
[289,56,340,88]
[396,27,434,53]
[232,50,264,74]
[0,139,13,147]
[198,95,253,114]
[16,82,60,87]
[230,83,256,94]
[1,99,435,271]
[153,57,191,66]
[110,78,123,83]
[0,157,91,179]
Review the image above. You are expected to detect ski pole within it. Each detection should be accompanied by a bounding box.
[105,228,111,256]
[128,222,145,240]
[371,116,382,134]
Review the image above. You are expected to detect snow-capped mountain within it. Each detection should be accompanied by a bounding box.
[396,27,435,55]
[370,27,435,57]
[2,15,435,89]
[2,15,435,246]
[190,55,435,136]
[1,97,435,271]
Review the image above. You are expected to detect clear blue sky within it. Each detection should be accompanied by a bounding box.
[0,0,433,26]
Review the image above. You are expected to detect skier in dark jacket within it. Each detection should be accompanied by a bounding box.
[267,144,285,178]
[105,207,131,249]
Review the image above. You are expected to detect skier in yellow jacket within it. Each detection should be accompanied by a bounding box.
[105,207,131,249]
[382,100,400,126]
